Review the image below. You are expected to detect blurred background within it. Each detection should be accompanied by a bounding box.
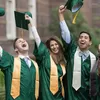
[0,0,100,99]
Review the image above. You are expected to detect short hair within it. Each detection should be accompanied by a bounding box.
[13,38,19,49]
[79,31,92,41]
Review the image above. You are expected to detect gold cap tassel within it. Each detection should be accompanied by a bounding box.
[72,10,79,24]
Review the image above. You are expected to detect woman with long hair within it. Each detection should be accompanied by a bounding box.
[25,14,66,100]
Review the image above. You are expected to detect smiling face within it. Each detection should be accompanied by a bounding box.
[14,38,29,54]
[50,40,60,54]
[78,32,92,51]
[46,37,65,64]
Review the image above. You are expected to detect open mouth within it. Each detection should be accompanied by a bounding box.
[80,42,85,45]
[53,49,59,53]
[22,44,26,47]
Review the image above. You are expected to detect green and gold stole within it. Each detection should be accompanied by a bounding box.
[50,55,66,96]
[11,57,39,99]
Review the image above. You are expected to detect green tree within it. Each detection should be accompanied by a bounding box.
[49,8,100,54]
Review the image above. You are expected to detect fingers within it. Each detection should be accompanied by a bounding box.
[59,5,66,13]
[25,14,30,20]
[59,5,65,10]
[25,14,33,26]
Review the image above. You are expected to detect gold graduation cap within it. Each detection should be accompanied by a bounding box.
[0,7,5,16]
[65,0,83,24]
[14,11,32,37]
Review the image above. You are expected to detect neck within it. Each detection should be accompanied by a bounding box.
[50,51,65,65]
[18,52,29,57]
[79,48,89,52]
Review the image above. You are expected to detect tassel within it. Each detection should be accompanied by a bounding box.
[72,10,79,24]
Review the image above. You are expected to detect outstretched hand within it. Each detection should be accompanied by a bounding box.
[59,5,66,21]
[25,14,33,26]
[59,5,66,14]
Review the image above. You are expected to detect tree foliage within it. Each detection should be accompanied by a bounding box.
[49,8,100,55]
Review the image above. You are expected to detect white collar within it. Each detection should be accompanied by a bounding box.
[78,47,90,55]
[18,55,30,59]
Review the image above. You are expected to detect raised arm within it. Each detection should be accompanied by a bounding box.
[25,14,41,47]
[59,5,71,44]
[0,46,14,69]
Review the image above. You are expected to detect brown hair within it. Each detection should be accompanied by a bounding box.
[46,36,66,65]
[13,38,19,49]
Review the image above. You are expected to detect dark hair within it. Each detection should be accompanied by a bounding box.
[79,31,92,41]
[45,37,63,52]
[45,36,66,65]
[13,38,19,49]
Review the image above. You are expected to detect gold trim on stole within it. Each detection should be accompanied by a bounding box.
[50,55,66,95]
[11,57,39,99]
[31,60,39,100]
[11,57,21,99]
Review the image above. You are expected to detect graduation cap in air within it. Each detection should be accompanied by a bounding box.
[14,11,32,30]
[0,8,5,16]
[14,11,32,37]
[65,0,83,13]
[65,0,83,24]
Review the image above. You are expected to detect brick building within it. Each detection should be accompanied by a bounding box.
[82,0,100,28]
[0,0,99,55]
[92,0,100,28]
